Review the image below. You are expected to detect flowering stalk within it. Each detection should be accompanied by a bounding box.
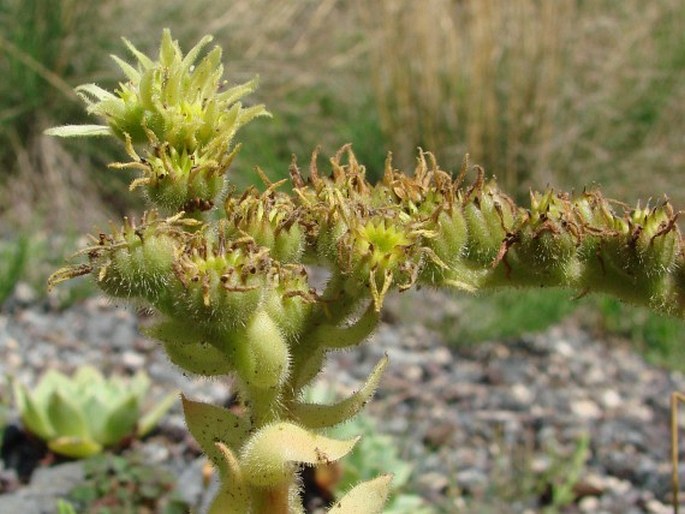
[48,31,685,513]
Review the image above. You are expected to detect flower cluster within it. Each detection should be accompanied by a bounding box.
[47,29,268,214]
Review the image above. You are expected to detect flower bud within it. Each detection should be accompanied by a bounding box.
[462,180,516,265]
[88,212,180,301]
[264,265,315,340]
[173,237,268,334]
[222,189,304,263]
[49,29,270,214]
[338,215,421,310]
[511,191,579,286]
[421,208,468,283]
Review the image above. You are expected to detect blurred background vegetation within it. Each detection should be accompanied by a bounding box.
[1,0,685,368]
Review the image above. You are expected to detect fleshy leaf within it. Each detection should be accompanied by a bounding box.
[73,365,105,390]
[82,396,109,443]
[13,382,54,440]
[207,442,250,514]
[48,436,103,459]
[47,391,89,439]
[240,422,359,487]
[293,356,388,429]
[182,395,250,475]
[99,394,139,446]
[137,390,178,437]
[327,475,393,514]
[75,83,117,102]
[128,370,151,400]
[311,304,380,349]
[145,320,234,376]
[44,125,112,138]
[34,369,73,403]
[163,339,234,376]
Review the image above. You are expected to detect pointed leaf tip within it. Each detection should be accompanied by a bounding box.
[293,355,388,429]
[207,442,250,514]
[327,474,393,514]
[182,395,250,475]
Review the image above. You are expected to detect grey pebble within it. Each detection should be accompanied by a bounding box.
[1,286,684,514]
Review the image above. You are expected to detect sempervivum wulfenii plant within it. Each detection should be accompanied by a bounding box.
[48,30,685,513]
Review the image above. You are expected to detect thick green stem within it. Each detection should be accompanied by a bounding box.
[246,385,283,427]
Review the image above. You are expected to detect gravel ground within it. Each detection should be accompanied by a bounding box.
[0,283,683,513]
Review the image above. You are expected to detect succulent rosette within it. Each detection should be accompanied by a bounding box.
[12,367,176,458]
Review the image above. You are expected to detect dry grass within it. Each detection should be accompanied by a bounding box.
[359,0,685,203]
[4,0,685,230]
[0,0,367,230]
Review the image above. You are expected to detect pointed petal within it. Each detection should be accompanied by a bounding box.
[44,125,112,138]
[75,83,117,101]
[122,37,154,68]
[110,54,140,82]
[181,35,214,70]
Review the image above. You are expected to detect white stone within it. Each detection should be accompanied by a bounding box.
[645,499,671,514]
[579,496,599,512]
[600,389,622,409]
[554,339,574,357]
[121,350,145,369]
[511,383,534,405]
[570,399,602,419]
